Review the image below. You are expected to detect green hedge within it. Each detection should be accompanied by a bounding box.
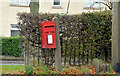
[1,37,23,57]
[18,11,112,62]
[61,11,112,60]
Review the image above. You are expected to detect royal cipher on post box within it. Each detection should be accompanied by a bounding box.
[40,21,56,49]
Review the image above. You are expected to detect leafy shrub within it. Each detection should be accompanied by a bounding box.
[25,65,34,74]
[25,61,51,74]
[78,66,92,74]
[40,64,50,73]
[1,36,23,57]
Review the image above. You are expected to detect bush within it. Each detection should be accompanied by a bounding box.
[25,65,34,74]
[60,11,112,61]
[1,36,23,57]
[25,61,51,74]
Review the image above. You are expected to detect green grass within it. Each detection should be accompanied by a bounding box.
[2,65,24,74]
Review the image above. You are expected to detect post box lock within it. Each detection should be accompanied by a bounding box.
[40,21,56,49]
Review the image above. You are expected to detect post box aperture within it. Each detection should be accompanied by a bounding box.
[40,21,56,49]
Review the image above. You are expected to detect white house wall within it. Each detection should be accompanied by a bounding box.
[39,0,85,14]
[0,0,30,37]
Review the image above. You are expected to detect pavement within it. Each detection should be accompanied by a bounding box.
[0,55,24,65]
[0,60,24,65]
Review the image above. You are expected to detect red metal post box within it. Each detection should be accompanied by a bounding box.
[40,21,56,49]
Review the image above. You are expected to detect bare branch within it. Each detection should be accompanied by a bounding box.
[95,0,112,10]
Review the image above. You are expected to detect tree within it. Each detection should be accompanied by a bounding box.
[95,0,113,10]
[29,0,39,13]
[24,0,39,66]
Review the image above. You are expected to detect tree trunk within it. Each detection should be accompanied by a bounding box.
[29,0,39,13]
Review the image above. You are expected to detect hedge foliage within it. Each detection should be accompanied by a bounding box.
[60,11,112,61]
[1,37,23,57]
[18,11,112,63]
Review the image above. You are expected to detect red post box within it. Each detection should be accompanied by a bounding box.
[40,21,56,49]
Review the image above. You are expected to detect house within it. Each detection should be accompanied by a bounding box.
[0,0,107,37]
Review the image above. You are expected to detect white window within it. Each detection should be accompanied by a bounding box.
[84,0,100,8]
[10,0,30,6]
[53,0,61,6]
[11,24,20,37]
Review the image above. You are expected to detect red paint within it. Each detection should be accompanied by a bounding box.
[40,21,56,49]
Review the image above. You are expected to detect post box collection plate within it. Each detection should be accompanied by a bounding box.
[40,21,56,49]
[48,34,53,44]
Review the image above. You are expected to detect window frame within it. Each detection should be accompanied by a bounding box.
[11,24,21,37]
[52,0,61,6]
[10,0,30,6]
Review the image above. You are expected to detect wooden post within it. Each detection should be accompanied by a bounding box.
[23,43,26,69]
[38,22,41,65]
[26,39,30,65]
[53,17,62,71]
[112,1,120,72]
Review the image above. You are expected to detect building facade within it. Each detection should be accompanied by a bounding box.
[0,0,106,37]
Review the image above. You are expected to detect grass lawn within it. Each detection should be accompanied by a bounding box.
[1,65,24,74]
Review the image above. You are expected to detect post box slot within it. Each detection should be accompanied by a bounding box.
[45,26,54,28]
[45,32,48,33]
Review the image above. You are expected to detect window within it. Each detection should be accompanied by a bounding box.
[53,0,61,6]
[10,0,30,6]
[84,0,100,8]
[11,24,20,37]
